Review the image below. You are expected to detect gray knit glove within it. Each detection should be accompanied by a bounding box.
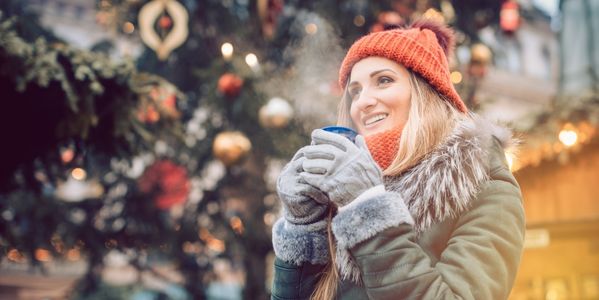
[272,149,330,265]
[276,149,329,225]
[300,129,383,207]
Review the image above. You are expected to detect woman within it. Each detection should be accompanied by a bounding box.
[271,19,525,300]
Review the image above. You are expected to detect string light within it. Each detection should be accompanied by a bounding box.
[123,22,135,34]
[305,23,318,35]
[353,15,366,27]
[558,124,578,147]
[221,42,233,60]
[245,53,260,73]
[450,71,463,84]
[71,168,87,180]
[423,8,445,23]
[35,248,52,262]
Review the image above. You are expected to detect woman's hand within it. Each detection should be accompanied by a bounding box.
[300,129,383,207]
[277,149,329,225]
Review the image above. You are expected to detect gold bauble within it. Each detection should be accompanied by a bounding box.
[470,43,492,65]
[212,131,252,166]
[259,97,293,128]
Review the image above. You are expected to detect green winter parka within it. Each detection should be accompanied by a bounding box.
[271,116,525,300]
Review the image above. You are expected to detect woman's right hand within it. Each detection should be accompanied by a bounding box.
[277,148,330,225]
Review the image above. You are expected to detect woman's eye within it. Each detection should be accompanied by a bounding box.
[378,76,393,85]
[349,88,360,100]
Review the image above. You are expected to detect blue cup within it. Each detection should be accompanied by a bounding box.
[321,126,358,143]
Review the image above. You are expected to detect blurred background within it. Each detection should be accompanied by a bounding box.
[0,0,597,299]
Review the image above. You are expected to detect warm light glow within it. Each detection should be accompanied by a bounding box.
[353,15,365,27]
[71,168,87,180]
[221,42,233,60]
[558,129,578,147]
[183,241,202,254]
[61,148,74,163]
[450,71,463,84]
[305,23,318,34]
[67,249,81,261]
[505,152,515,171]
[230,216,244,234]
[199,228,225,252]
[245,53,258,68]
[123,22,135,34]
[7,249,25,263]
[35,248,52,262]
[423,8,445,23]
[263,213,276,226]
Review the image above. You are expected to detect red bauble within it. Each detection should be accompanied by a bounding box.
[217,73,244,98]
[370,11,404,33]
[500,1,520,34]
[159,15,173,29]
[138,160,190,210]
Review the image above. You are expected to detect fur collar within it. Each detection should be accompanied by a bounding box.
[384,114,515,234]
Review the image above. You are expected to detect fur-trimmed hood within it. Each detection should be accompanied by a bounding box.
[385,114,515,234]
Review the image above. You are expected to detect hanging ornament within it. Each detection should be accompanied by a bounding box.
[138,160,190,210]
[257,0,284,39]
[217,73,244,98]
[259,97,294,129]
[54,170,104,202]
[468,43,492,78]
[158,15,173,29]
[370,11,404,33]
[500,0,520,34]
[212,131,252,166]
[137,85,180,123]
[138,0,189,60]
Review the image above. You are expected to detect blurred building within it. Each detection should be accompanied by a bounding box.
[489,0,599,299]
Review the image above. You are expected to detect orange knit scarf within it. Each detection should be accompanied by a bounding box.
[365,125,403,170]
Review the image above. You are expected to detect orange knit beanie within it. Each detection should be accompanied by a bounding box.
[338,19,468,113]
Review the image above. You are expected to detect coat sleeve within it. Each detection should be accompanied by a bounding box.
[271,257,324,300]
[333,162,525,299]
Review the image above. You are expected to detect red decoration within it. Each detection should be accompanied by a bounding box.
[137,86,179,123]
[138,160,190,210]
[159,15,173,29]
[258,0,284,39]
[217,73,244,98]
[500,0,520,34]
[137,105,160,123]
[370,11,404,33]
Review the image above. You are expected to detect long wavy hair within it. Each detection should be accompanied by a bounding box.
[311,70,466,300]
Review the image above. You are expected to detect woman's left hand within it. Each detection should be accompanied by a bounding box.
[300,129,383,207]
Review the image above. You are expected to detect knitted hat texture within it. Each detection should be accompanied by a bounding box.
[339,19,467,113]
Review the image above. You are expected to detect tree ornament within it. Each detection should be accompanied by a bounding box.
[212,131,252,166]
[54,174,104,202]
[159,15,173,29]
[259,97,294,129]
[500,0,520,34]
[137,85,180,123]
[138,0,189,60]
[257,0,284,39]
[468,43,492,78]
[138,160,190,210]
[470,43,492,65]
[370,11,404,33]
[217,73,244,98]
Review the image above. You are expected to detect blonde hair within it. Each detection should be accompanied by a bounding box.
[311,71,466,300]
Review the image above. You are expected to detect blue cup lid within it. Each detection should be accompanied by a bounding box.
[321,126,358,142]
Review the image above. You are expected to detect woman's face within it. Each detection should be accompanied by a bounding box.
[348,57,411,136]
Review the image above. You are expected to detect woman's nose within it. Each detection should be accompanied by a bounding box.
[354,89,377,111]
